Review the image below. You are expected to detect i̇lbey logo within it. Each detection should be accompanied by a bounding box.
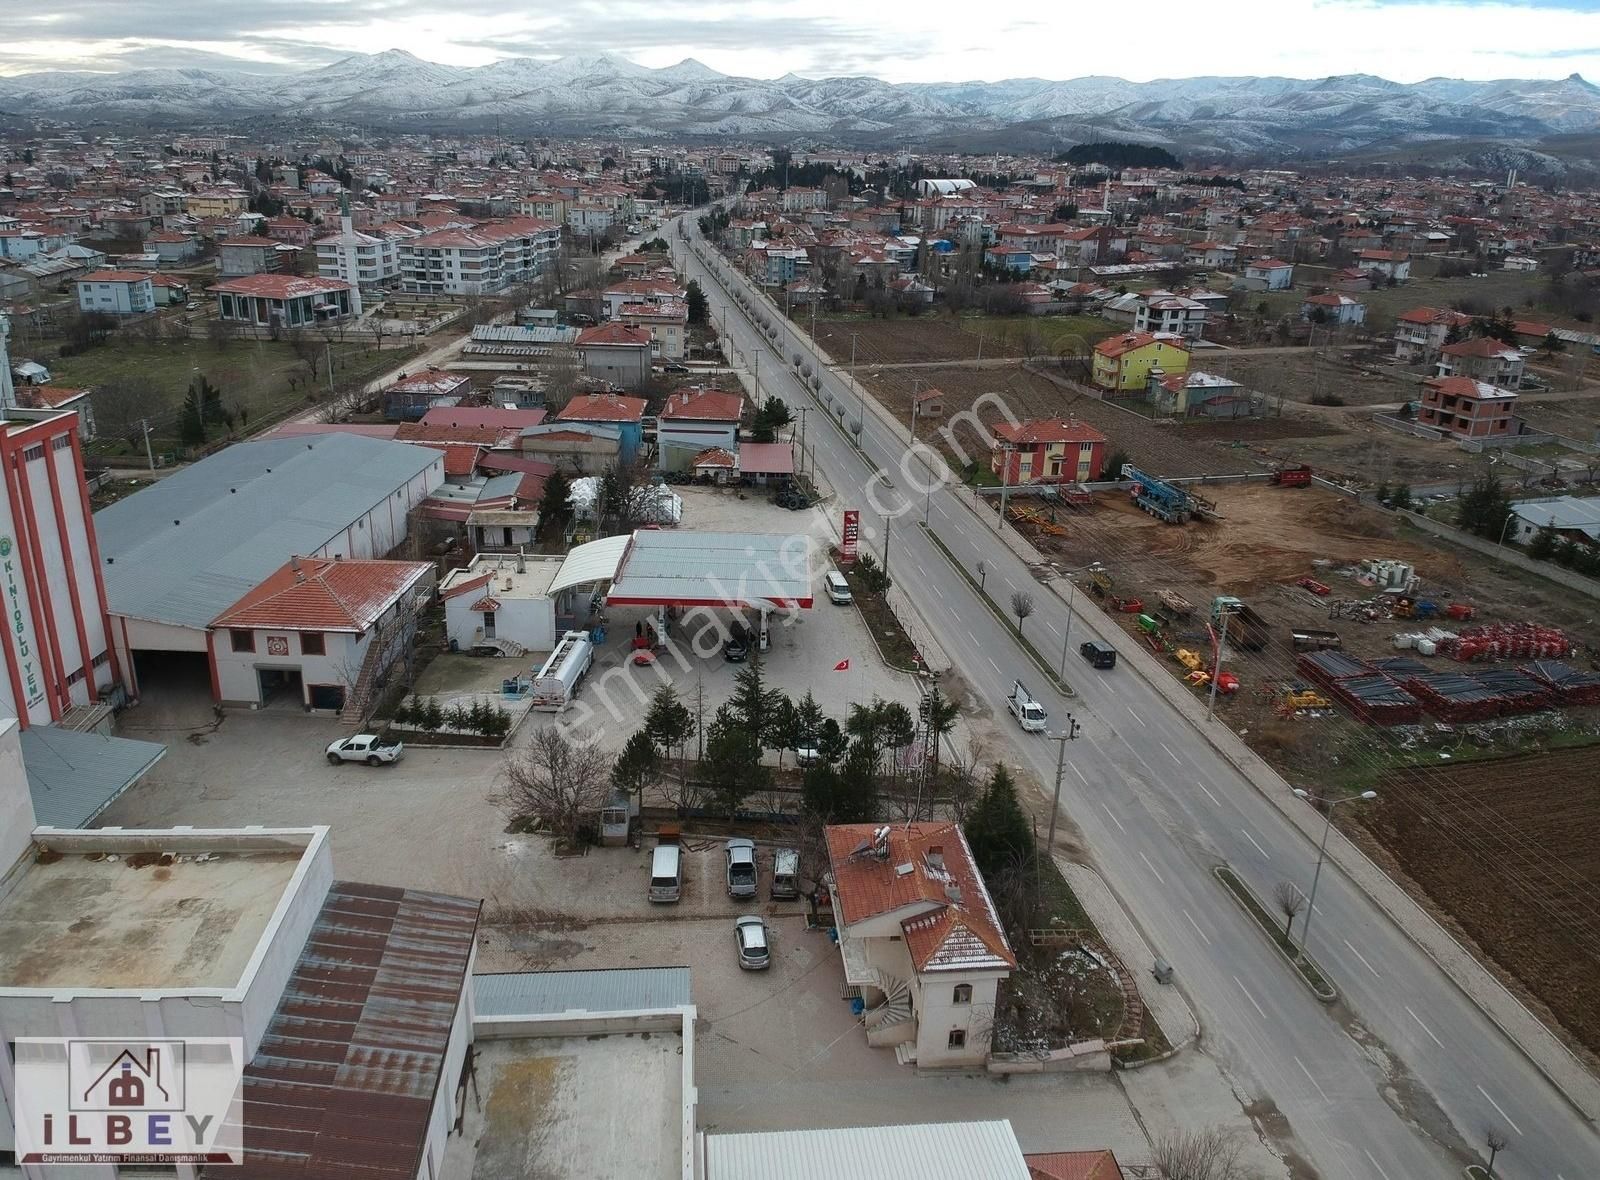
[13,1036,243,1165]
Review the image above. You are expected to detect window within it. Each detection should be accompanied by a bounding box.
[947,1029,966,1049]
[230,629,255,653]
[952,984,972,1005]
[300,632,325,656]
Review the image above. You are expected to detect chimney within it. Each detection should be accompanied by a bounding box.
[291,554,304,582]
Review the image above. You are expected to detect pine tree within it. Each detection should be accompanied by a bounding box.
[1528,522,1558,561]
[539,469,573,539]
[644,684,695,763]
[178,383,206,446]
[965,765,1033,881]
[612,728,658,803]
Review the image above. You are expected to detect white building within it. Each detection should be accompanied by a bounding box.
[398,218,560,296]
[94,433,444,700]
[314,194,402,298]
[657,388,743,472]
[439,550,604,656]
[826,822,1016,1069]
[0,729,480,1180]
[1242,258,1294,290]
[1300,292,1367,325]
[74,269,155,315]
[1134,291,1209,340]
[209,555,435,712]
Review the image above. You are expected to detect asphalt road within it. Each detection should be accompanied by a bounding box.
[669,214,1600,1180]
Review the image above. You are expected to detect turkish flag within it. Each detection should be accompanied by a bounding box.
[833,658,850,671]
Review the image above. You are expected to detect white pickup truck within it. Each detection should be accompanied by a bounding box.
[1006,680,1048,733]
[325,734,405,766]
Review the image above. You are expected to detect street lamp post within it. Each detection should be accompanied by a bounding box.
[1290,788,1378,953]
[1208,602,1235,722]
[850,332,863,427]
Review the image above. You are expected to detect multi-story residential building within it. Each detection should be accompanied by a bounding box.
[397,218,559,296]
[618,300,688,359]
[1393,306,1473,364]
[1243,257,1295,289]
[142,229,200,264]
[1435,336,1526,386]
[989,417,1108,484]
[1134,291,1209,340]
[1091,331,1191,393]
[520,192,570,223]
[315,201,402,296]
[825,822,1016,1069]
[184,189,248,218]
[216,234,285,276]
[74,269,154,315]
[1358,248,1412,282]
[568,202,615,234]
[781,187,827,213]
[1418,376,1518,438]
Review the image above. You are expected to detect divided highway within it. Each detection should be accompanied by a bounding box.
[669,214,1600,1180]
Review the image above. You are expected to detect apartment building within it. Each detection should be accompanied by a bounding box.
[398,218,560,296]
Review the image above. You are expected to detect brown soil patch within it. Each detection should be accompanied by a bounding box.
[1354,748,1600,1061]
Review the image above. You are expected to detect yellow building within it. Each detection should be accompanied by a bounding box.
[1091,331,1191,393]
[184,190,248,218]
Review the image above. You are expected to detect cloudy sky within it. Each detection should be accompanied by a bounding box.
[5,0,1600,82]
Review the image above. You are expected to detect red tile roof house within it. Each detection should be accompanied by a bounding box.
[825,822,1016,1068]
[1417,376,1518,439]
[657,388,744,472]
[207,555,435,712]
[990,417,1108,485]
[1392,306,1473,364]
[574,322,653,391]
[1434,335,1525,387]
[213,273,356,329]
[553,391,647,463]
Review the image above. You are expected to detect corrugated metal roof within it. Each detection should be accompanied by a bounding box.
[95,434,441,629]
[704,1120,1032,1179]
[213,881,480,1180]
[21,725,166,829]
[474,967,691,1017]
[607,530,813,609]
[548,534,631,596]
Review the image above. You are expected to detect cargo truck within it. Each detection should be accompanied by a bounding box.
[1212,596,1272,651]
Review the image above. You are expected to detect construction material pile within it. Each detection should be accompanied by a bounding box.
[1440,622,1571,663]
[1521,660,1600,706]
[1296,650,1421,724]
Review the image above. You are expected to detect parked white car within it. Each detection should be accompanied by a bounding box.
[325,734,404,766]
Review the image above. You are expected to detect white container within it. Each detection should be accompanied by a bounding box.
[1416,638,1437,656]
[1393,633,1415,650]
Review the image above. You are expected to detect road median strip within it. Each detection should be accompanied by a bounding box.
[1214,866,1337,1003]
[922,524,1075,698]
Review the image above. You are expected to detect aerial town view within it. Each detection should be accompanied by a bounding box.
[3,2,1600,1178]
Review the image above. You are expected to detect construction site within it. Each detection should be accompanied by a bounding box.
[993,471,1600,1061]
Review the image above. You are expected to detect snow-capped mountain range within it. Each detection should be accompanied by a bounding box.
[3,49,1599,159]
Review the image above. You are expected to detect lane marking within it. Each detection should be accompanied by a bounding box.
[933,584,946,601]
[1476,1086,1523,1136]
[1160,742,1182,764]
[1294,1055,1330,1102]
[1196,781,1221,806]
[986,656,1001,677]
[1363,1149,1393,1180]
[1232,975,1267,1019]
[1126,705,1143,724]
[1405,1006,1445,1049]
[1071,763,1089,787]
[1100,803,1126,834]
[1182,908,1212,947]
[1043,620,1061,639]
[965,629,979,647]
[1342,939,1382,979]
[1240,828,1271,860]
[1138,851,1166,885]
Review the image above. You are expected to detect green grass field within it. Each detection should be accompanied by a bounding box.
[54,337,420,458]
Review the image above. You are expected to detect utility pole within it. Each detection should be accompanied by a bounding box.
[849,332,863,426]
[1208,603,1233,721]
[996,443,1014,532]
[140,418,155,471]
[882,517,892,581]
[325,343,335,397]
[1290,789,1378,954]
[1045,715,1079,853]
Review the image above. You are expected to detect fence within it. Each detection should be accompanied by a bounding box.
[1372,413,1447,441]
[1401,510,1600,601]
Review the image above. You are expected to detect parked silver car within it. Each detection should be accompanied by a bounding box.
[724,837,757,899]
[734,915,770,970]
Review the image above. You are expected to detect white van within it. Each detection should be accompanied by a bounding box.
[649,844,682,903]
[770,847,801,900]
[825,571,853,605]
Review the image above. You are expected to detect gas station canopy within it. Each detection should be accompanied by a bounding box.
[603,530,814,610]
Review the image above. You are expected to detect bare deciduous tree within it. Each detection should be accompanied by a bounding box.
[492,727,612,846]
[1010,590,1035,637]
[943,737,987,823]
[1152,1127,1244,1180]
[1274,880,1307,941]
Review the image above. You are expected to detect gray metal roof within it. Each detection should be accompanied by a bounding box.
[606,530,814,609]
[21,725,166,829]
[474,967,691,1016]
[94,433,440,628]
[703,1121,1031,1179]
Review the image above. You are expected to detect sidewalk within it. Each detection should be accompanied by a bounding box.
[1057,858,1199,1055]
[732,257,1600,1123]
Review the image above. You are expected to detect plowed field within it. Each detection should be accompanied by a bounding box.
[1356,748,1600,1060]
